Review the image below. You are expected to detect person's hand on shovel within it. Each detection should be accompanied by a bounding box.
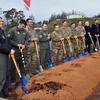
[17,44,25,50]
[74,36,77,39]
[10,49,15,54]
[60,38,64,41]
[32,38,38,41]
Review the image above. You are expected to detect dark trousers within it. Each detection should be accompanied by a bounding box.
[85,40,91,53]
[93,37,97,51]
[10,49,26,82]
[0,53,9,96]
[40,49,48,69]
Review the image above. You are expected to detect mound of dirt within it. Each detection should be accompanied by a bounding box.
[10,52,100,100]
[29,81,66,95]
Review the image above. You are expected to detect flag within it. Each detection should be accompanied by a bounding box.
[24,0,30,10]
[23,0,31,19]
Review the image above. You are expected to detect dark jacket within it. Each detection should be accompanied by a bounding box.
[84,26,92,44]
[91,24,97,35]
[8,27,29,49]
[0,28,11,94]
[0,28,11,55]
[96,24,100,35]
[91,24,98,42]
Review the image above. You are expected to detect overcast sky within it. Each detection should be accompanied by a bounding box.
[0,0,100,21]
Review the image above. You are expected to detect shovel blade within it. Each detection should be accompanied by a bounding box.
[78,53,83,58]
[64,54,68,62]
[21,86,29,94]
[48,63,53,68]
[70,56,75,60]
[84,51,89,55]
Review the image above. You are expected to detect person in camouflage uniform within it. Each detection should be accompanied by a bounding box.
[8,20,29,82]
[60,20,72,58]
[51,24,64,65]
[76,21,86,54]
[25,18,38,75]
[70,23,78,57]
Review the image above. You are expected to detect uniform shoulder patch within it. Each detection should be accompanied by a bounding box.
[39,34,42,38]
[17,32,20,34]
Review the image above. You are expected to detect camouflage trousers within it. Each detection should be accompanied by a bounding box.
[25,42,38,75]
[78,37,85,54]
[71,38,78,56]
[64,39,73,57]
[64,40,70,57]
[52,48,64,66]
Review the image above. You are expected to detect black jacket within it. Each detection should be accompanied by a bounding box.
[0,28,11,55]
[96,24,100,35]
[91,24,100,35]
[84,26,92,43]
[91,24,98,42]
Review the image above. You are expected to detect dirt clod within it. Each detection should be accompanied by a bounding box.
[29,81,66,95]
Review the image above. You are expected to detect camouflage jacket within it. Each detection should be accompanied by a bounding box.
[60,26,72,39]
[51,31,63,49]
[76,25,86,37]
[26,26,38,47]
[71,27,77,38]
